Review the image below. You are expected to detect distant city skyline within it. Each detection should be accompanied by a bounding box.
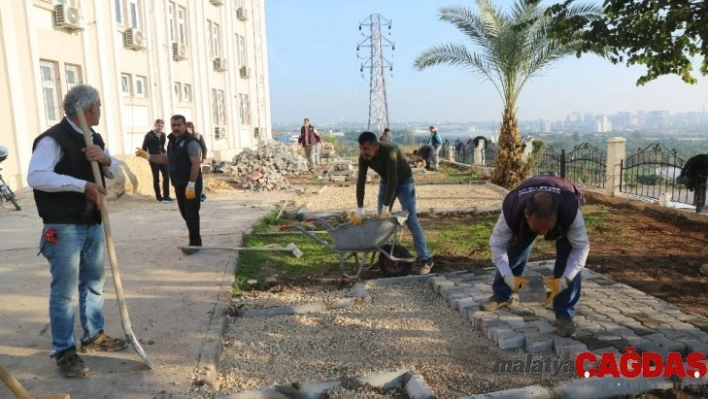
[265,1,707,126]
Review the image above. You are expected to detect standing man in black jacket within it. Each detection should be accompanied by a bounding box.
[141,119,172,202]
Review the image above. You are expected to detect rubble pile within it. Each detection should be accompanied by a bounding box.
[213,142,311,191]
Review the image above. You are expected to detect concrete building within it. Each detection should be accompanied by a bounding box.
[0,0,271,189]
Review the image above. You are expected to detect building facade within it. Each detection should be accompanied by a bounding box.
[0,0,271,189]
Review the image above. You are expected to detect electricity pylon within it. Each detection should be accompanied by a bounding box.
[357,14,394,135]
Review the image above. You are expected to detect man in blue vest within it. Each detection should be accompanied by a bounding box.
[136,115,203,254]
[482,175,589,337]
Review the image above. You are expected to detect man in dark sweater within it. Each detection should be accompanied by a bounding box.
[355,131,434,274]
[483,175,589,337]
[28,84,128,378]
[142,119,172,202]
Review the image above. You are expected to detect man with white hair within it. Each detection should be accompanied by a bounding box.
[28,84,127,378]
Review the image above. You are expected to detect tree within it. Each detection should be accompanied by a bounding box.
[534,0,707,85]
[413,0,602,188]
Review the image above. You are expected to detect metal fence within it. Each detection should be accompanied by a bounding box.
[529,143,605,188]
[444,139,706,211]
[619,143,692,205]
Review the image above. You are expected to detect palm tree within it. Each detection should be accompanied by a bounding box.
[413,0,602,188]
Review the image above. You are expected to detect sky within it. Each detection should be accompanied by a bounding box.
[263,0,708,126]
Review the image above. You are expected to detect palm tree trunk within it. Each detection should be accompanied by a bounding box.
[491,107,529,188]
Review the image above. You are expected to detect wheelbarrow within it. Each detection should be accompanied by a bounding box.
[282,211,417,279]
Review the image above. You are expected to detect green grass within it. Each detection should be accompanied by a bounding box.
[233,212,350,295]
[232,175,617,296]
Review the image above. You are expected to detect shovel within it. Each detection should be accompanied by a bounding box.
[77,107,153,369]
[178,243,304,258]
[1,360,70,398]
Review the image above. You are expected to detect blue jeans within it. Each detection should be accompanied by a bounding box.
[39,224,107,354]
[491,234,581,320]
[377,177,431,261]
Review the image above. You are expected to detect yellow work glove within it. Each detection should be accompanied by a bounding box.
[185,182,196,200]
[135,147,148,160]
[379,205,391,219]
[544,277,569,306]
[350,208,365,225]
[503,274,531,294]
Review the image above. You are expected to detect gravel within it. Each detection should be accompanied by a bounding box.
[287,182,507,213]
[214,281,577,399]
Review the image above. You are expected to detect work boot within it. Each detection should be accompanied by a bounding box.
[556,317,577,337]
[55,347,89,378]
[80,331,128,353]
[481,295,518,311]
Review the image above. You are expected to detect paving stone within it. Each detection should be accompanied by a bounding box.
[428,276,449,291]
[676,338,708,354]
[496,313,527,328]
[470,310,498,329]
[553,336,580,357]
[439,282,465,296]
[404,373,435,399]
[497,331,526,350]
[483,320,510,340]
[528,319,556,334]
[461,303,482,319]
[525,333,554,353]
[451,297,478,311]
[560,343,588,361]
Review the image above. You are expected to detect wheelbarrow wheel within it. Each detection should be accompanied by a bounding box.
[378,244,413,277]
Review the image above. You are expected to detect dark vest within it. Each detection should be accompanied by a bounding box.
[167,132,200,186]
[32,118,106,225]
[502,175,584,242]
[299,126,317,147]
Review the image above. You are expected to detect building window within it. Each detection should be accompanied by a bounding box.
[135,75,147,98]
[177,6,186,44]
[218,90,225,125]
[174,82,181,101]
[238,94,251,125]
[182,84,192,102]
[56,0,80,6]
[65,64,82,91]
[212,89,225,125]
[121,73,132,96]
[129,0,140,29]
[40,60,60,126]
[167,2,175,43]
[114,0,125,24]
[212,22,221,58]
[237,35,247,66]
[207,20,213,57]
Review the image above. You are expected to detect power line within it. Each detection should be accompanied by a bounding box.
[357,14,394,135]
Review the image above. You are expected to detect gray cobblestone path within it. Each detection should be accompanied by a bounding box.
[429,261,708,362]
